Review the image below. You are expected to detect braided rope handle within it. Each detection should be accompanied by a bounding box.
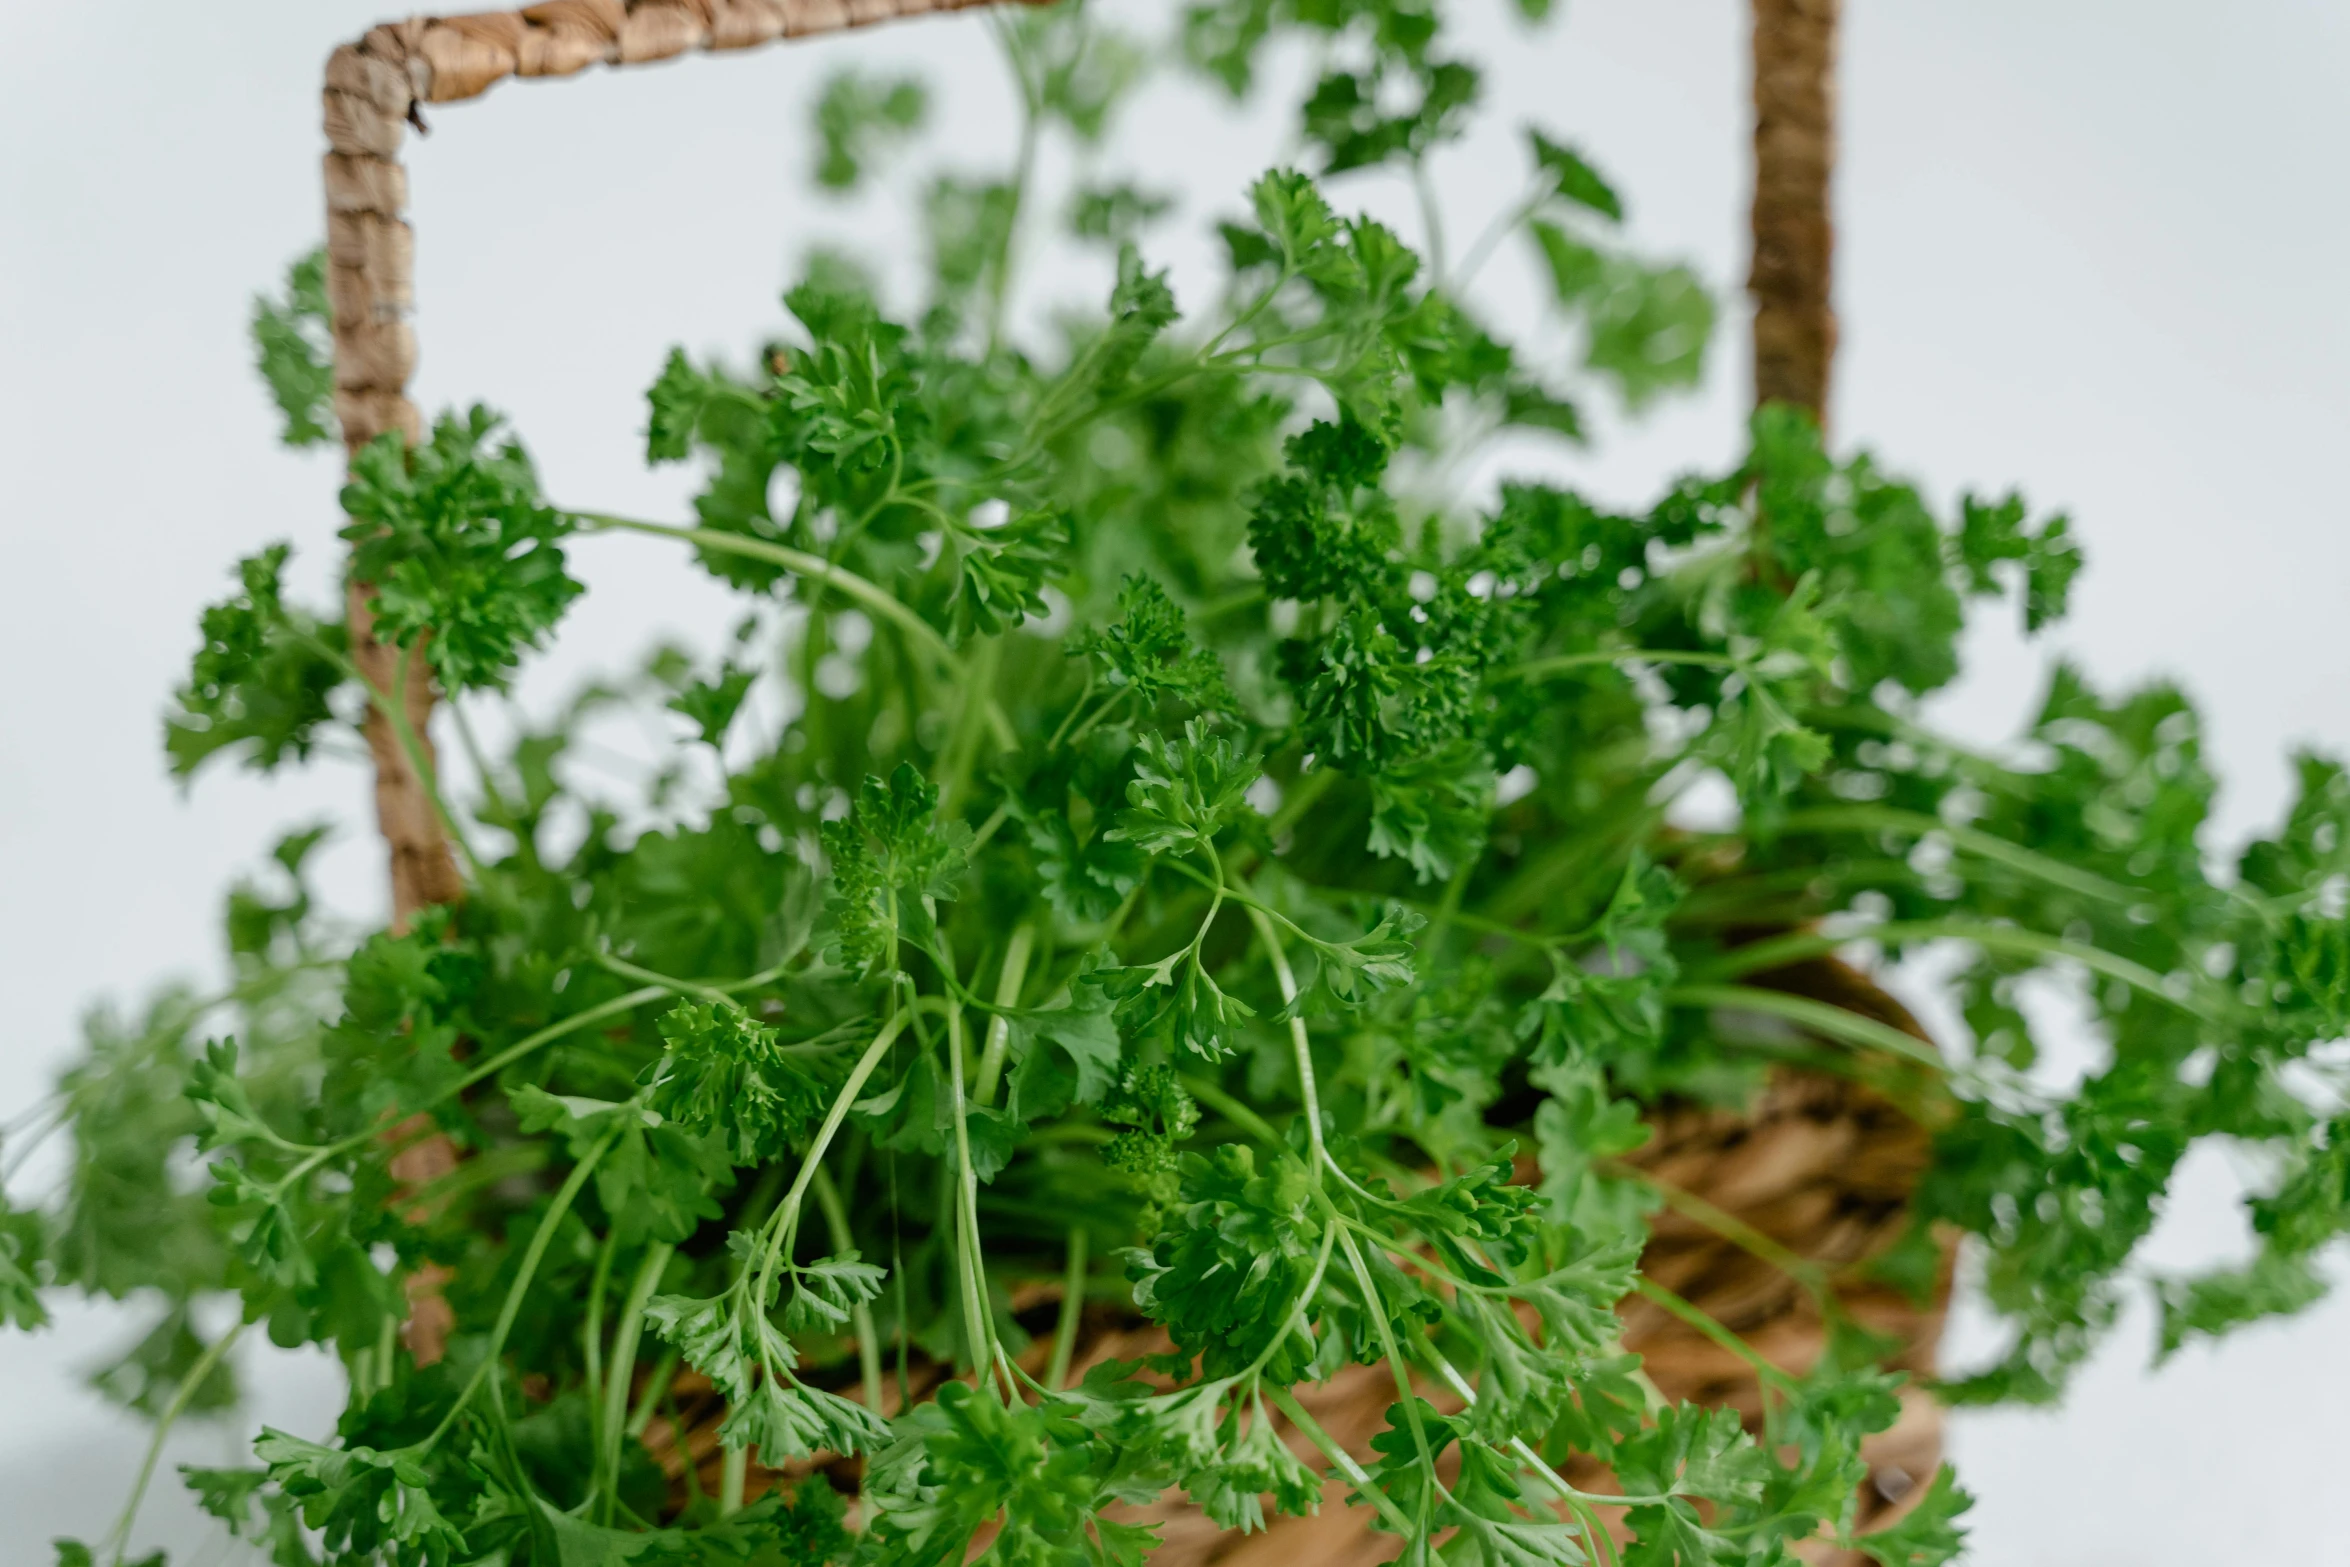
[1749,0,1839,427]
[319,0,1026,921]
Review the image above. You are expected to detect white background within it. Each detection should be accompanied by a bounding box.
[3,0,2347,1559]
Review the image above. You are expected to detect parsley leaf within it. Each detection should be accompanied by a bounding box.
[341,407,582,692]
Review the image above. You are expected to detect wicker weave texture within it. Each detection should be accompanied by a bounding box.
[1749,0,1839,424]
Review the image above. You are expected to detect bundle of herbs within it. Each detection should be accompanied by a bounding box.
[10,2,2350,1564]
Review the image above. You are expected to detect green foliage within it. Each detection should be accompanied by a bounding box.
[666,651,758,749]
[820,763,972,970]
[1856,1467,1972,1567]
[165,545,348,780]
[1129,1144,1323,1381]
[251,248,336,448]
[643,1003,830,1166]
[1529,130,1623,221]
[342,406,582,692]
[1071,182,1173,244]
[22,4,2343,1565]
[87,1308,239,1419]
[1530,222,1712,411]
[0,1219,47,1329]
[813,70,928,190]
[254,1427,466,1566]
[1069,576,1233,710]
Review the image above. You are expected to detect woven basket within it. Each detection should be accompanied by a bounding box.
[319,3,1954,1557]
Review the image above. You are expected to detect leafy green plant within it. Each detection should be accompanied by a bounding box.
[11,2,2348,1564]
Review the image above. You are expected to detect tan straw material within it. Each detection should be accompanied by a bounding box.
[1750,0,1839,426]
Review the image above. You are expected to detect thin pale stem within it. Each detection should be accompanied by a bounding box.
[1265,1385,1416,1537]
[812,1166,885,1416]
[1334,1225,1437,1528]
[425,1127,617,1451]
[754,1010,913,1305]
[943,992,996,1380]
[595,950,739,1010]
[1669,983,1947,1073]
[1631,1277,1797,1391]
[102,1320,247,1564]
[1769,804,2137,907]
[1608,1161,1832,1306]
[1507,647,1743,683]
[580,512,1018,755]
[597,1240,673,1524]
[290,624,481,880]
[1426,1351,1680,1511]
[1695,917,2209,1019]
[626,1347,680,1440]
[582,1223,620,1465]
[1245,905,1327,1174]
[1045,1225,1089,1392]
[972,923,1035,1107]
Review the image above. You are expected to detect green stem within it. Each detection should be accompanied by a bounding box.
[972,923,1035,1107]
[424,1128,618,1451]
[444,985,666,1103]
[719,1446,747,1516]
[1058,685,1132,751]
[588,514,942,660]
[1452,180,1549,294]
[1413,155,1449,286]
[942,991,996,1379]
[753,1010,913,1305]
[987,28,1043,354]
[1423,1351,1679,1511]
[1199,259,1296,360]
[102,1320,247,1564]
[967,799,1015,856]
[290,624,481,880]
[388,639,485,878]
[583,1223,620,1467]
[594,950,740,1009]
[1265,1384,1416,1537]
[1245,905,1327,1175]
[1045,1225,1088,1392]
[1181,1073,1282,1147]
[1243,1224,1338,1383]
[579,512,1016,753]
[1043,666,1096,752]
[1606,1161,1832,1307]
[1669,983,1948,1073]
[1694,917,2209,1018]
[267,987,666,1198]
[626,1347,680,1440]
[597,1241,673,1525]
[1334,1226,1436,1528]
[937,637,1003,814]
[448,695,527,846]
[812,1166,885,1417]
[1631,1277,1797,1391]
[1768,804,2137,907]
[1506,647,1743,683]
[367,1312,397,1401]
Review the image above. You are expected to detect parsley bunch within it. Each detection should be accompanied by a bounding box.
[13,3,2346,1565]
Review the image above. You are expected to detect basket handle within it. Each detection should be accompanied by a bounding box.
[318,0,1022,922]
